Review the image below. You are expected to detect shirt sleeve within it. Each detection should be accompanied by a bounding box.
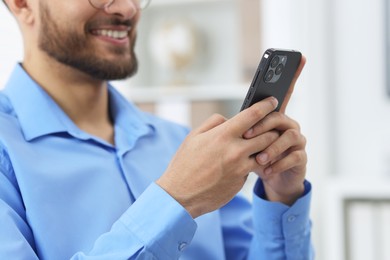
[81,180,313,260]
[1,145,197,260]
[0,147,39,259]
[71,182,197,259]
[247,179,314,260]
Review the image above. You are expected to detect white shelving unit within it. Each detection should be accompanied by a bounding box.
[324,177,390,260]
[115,0,261,127]
[114,82,248,127]
[114,84,248,103]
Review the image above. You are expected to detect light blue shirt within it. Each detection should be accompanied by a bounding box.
[0,64,313,259]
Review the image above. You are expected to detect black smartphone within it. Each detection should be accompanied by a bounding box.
[240,48,302,112]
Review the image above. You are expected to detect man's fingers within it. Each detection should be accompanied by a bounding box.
[244,130,280,156]
[227,96,278,136]
[255,128,306,166]
[244,112,300,139]
[192,114,227,135]
[263,150,307,175]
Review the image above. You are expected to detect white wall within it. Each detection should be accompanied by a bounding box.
[332,0,390,178]
[323,0,390,259]
[0,4,23,88]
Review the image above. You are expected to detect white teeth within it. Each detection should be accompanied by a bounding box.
[95,29,128,39]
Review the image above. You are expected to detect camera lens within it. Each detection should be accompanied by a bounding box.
[264,70,274,82]
[270,56,280,68]
[275,63,284,75]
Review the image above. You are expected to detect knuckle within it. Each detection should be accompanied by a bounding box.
[286,128,301,140]
[225,147,244,162]
[211,113,227,124]
[266,111,283,124]
[274,111,285,121]
[293,120,301,131]
[268,145,280,157]
[248,106,266,120]
[253,120,266,133]
[266,131,279,143]
[282,114,300,131]
[301,135,307,147]
[293,150,307,163]
[286,115,300,129]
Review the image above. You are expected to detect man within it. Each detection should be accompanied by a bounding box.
[0,0,313,259]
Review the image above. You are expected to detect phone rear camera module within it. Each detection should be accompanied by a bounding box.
[270,56,280,68]
[264,70,274,82]
[275,63,284,75]
[264,55,287,83]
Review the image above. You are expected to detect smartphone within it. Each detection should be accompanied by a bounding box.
[240,48,302,112]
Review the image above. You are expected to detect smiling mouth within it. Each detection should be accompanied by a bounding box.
[91,29,130,40]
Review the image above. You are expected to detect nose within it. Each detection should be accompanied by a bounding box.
[103,0,139,18]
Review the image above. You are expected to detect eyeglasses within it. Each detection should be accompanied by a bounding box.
[89,0,151,10]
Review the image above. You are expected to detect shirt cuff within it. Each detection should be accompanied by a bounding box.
[252,179,312,238]
[119,182,197,259]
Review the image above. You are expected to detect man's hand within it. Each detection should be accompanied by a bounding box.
[157,56,307,217]
[243,56,307,205]
[156,97,280,219]
[243,112,307,205]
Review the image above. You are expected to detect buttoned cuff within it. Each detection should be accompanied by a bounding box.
[252,179,312,238]
[120,182,197,259]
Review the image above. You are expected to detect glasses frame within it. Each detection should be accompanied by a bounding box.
[88,0,151,10]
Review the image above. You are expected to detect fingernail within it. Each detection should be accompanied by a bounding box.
[257,152,268,164]
[271,97,279,108]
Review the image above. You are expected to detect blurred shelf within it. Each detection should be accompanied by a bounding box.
[113,84,248,103]
[325,176,390,198]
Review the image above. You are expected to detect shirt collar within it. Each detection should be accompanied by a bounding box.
[108,83,156,151]
[3,64,155,144]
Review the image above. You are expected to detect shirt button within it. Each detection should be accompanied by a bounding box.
[287,215,297,222]
[178,242,187,251]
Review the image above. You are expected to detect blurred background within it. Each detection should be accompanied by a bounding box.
[2,0,390,259]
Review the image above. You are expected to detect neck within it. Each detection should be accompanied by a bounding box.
[23,53,115,145]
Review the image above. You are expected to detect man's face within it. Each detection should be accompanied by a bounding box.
[38,1,139,80]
